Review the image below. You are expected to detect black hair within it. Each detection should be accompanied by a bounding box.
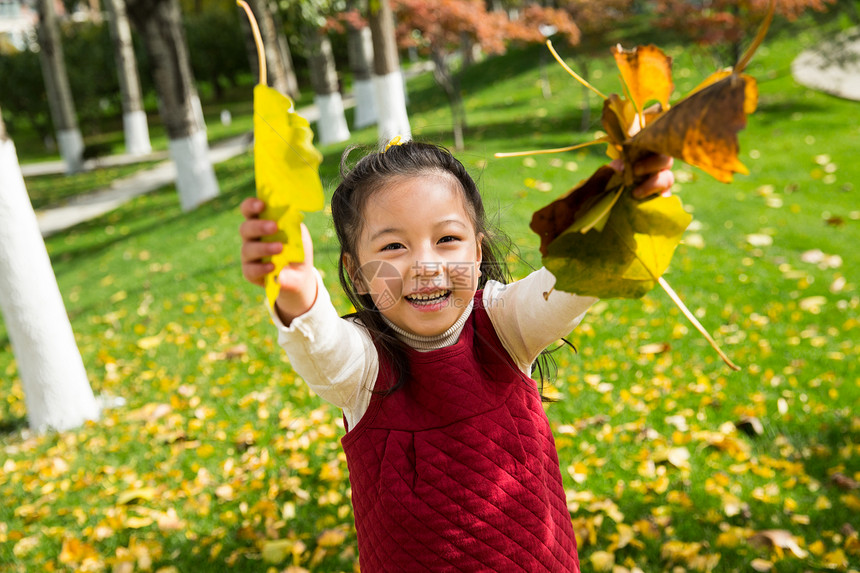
[330,140,566,398]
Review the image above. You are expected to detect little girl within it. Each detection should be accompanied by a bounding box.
[239,141,673,572]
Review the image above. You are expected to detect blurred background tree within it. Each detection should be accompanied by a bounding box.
[654,0,837,64]
[0,0,849,156]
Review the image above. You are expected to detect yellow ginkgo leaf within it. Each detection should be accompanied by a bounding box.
[253,84,324,307]
[239,1,325,309]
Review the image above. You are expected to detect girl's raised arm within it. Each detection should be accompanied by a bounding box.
[239,197,378,427]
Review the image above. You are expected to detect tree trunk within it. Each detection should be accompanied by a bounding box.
[248,0,299,98]
[0,109,100,433]
[269,2,300,98]
[303,26,350,145]
[126,0,218,211]
[36,0,84,173]
[368,0,411,141]
[104,0,152,155]
[431,51,466,150]
[347,22,377,128]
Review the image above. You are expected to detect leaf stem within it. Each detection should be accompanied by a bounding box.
[734,0,775,73]
[237,0,267,86]
[494,139,606,158]
[617,73,645,134]
[546,40,607,101]
[658,276,741,371]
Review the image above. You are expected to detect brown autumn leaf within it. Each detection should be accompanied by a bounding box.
[612,44,674,110]
[528,40,757,270]
[747,529,808,558]
[531,166,618,255]
[831,472,859,490]
[638,342,671,355]
[735,416,764,437]
[517,0,774,372]
[623,71,758,183]
[523,0,775,270]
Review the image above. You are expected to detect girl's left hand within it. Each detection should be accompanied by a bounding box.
[610,154,675,199]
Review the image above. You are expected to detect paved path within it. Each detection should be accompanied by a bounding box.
[21,148,170,178]
[791,26,860,101]
[34,133,253,237]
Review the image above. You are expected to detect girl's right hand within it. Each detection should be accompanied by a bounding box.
[239,197,318,323]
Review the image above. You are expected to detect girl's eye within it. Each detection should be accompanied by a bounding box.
[438,235,460,244]
[381,242,404,251]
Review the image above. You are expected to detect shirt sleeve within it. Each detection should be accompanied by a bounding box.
[483,267,597,372]
[268,268,378,429]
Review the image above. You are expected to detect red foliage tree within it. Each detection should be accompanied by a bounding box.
[392,0,579,149]
[654,0,836,63]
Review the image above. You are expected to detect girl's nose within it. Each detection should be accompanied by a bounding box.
[413,258,444,277]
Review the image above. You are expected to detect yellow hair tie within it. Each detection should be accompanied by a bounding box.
[384,135,404,151]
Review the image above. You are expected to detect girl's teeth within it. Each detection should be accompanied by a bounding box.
[407,291,449,301]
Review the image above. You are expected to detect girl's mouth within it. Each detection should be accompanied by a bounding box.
[404,290,451,310]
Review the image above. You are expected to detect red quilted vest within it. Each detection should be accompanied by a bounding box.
[341,292,580,572]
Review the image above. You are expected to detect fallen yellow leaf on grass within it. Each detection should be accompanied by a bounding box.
[124,515,154,529]
[589,550,615,571]
[317,528,347,547]
[59,537,99,565]
[117,487,158,506]
[750,558,773,571]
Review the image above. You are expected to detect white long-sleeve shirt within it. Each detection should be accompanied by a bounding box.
[269,267,596,429]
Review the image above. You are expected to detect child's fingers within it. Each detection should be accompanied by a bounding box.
[241,238,282,263]
[632,153,673,177]
[239,197,266,219]
[242,262,275,286]
[277,265,309,290]
[632,169,675,199]
[239,218,278,240]
[299,223,314,268]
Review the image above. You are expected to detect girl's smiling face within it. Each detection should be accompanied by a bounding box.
[348,172,483,337]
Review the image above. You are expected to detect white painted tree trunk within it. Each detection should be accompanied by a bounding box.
[374,71,411,142]
[37,0,84,173]
[0,136,99,433]
[304,27,349,145]
[353,78,378,129]
[347,24,377,129]
[168,129,219,212]
[126,0,219,211]
[314,92,351,145]
[368,0,411,142]
[122,110,152,156]
[105,0,152,155]
[56,128,85,171]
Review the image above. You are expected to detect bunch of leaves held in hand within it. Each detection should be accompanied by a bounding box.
[498,3,774,369]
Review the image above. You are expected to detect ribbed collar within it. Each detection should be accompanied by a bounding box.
[382,299,474,352]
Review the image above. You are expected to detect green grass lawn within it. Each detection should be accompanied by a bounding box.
[1,19,858,573]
